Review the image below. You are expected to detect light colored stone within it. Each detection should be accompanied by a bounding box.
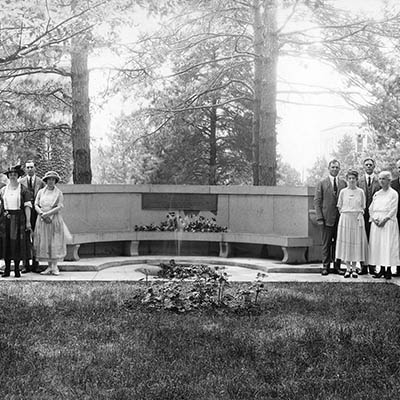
[136,265,162,276]
[59,184,320,262]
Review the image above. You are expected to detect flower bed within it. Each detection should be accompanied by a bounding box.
[157,259,222,280]
[129,259,266,314]
[134,212,228,232]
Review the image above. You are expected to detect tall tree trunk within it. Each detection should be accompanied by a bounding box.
[209,99,217,185]
[259,0,278,186]
[208,49,218,185]
[71,0,92,184]
[252,0,262,185]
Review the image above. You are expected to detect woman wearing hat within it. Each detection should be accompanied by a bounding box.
[34,171,70,275]
[0,165,33,278]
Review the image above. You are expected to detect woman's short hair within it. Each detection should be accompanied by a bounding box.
[378,171,392,180]
[346,169,358,179]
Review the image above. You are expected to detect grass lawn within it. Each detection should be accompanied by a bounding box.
[1,281,400,399]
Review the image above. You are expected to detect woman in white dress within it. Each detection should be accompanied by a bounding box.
[335,170,368,278]
[34,171,70,276]
[369,171,400,280]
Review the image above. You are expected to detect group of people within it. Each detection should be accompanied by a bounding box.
[0,161,70,278]
[314,158,400,280]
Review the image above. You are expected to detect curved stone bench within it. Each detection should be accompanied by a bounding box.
[66,231,312,264]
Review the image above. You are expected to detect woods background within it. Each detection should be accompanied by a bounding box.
[1,0,399,185]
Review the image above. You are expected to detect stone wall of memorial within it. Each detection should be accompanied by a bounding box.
[59,184,321,261]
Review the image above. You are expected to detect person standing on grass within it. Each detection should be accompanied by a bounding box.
[19,160,45,273]
[0,165,33,278]
[314,159,347,276]
[357,158,380,275]
[369,171,400,280]
[34,171,71,276]
[335,170,368,278]
[390,159,400,277]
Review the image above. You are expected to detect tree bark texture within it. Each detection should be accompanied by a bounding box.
[252,0,278,186]
[208,100,218,185]
[259,0,278,186]
[70,2,92,184]
[252,0,262,185]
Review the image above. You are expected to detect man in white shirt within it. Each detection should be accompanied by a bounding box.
[20,160,45,273]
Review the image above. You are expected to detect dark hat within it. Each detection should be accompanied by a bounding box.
[4,165,24,177]
[42,170,60,183]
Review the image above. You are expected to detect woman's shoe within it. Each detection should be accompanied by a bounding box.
[51,264,60,276]
[40,267,52,275]
[368,266,376,275]
[14,264,21,278]
[344,271,351,278]
[373,267,385,279]
[351,270,358,278]
[358,265,368,275]
[2,265,11,278]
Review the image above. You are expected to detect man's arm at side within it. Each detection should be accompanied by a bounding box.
[314,181,324,225]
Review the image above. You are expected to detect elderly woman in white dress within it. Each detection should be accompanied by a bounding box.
[369,171,400,280]
[335,170,369,278]
[34,171,70,276]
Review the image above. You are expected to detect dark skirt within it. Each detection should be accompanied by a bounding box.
[0,210,31,261]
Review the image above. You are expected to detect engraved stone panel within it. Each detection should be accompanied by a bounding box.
[142,193,217,212]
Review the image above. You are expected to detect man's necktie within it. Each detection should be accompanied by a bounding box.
[29,177,33,190]
[368,176,371,187]
[333,177,338,196]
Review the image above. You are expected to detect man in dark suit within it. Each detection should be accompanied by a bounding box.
[358,158,381,275]
[314,159,347,275]
[20,160,45,273]
[390,159,400,276]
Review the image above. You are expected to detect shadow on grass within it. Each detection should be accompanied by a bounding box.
[0,281,400,399]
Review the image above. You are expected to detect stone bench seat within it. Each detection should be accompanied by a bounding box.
[66,231,312,264]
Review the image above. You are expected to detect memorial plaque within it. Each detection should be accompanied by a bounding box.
[142,193,218,212]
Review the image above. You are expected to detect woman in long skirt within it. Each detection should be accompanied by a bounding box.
[0,165,33,278]
[335,169,368,278]
[34,171,70,276]
[369,171,400,280]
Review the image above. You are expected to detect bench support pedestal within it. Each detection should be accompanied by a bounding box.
[281,246,307,264]
[66,244,81,262]
[219,241,232,258]
[123,240,139,256]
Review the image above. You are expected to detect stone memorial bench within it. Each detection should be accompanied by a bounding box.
[66,231,312,264]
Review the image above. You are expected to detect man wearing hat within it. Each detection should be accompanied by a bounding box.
[0,165,33,278]
[19,160,45,273]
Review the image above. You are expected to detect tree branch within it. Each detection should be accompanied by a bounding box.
[277,99,354,110]
[0,124,71,135]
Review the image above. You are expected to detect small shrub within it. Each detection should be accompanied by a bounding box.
[125,262,267,314]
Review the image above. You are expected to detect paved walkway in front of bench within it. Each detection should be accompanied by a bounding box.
[0,256,396,284]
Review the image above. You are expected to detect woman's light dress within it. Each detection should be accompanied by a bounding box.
[335,187,368,262]
[368,187,400,268]
[34,186,69,262]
